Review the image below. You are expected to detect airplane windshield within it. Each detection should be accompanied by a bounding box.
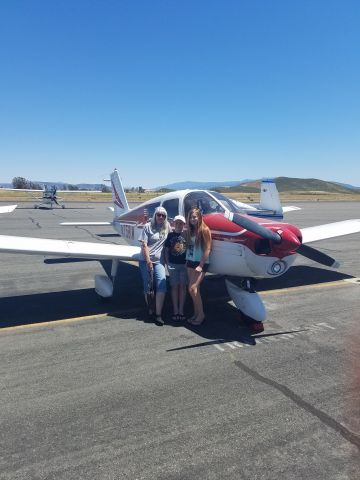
[209,191,239,213]
[183,191,225,219]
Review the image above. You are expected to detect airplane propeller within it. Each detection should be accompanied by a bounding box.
[230,212,282,244]
[296,244,339,268]
[228,212,339,268]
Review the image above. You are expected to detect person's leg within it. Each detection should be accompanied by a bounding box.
[187,267,198,320]
[192,273,205,324]
[171,285,179,316]
[139,261,153,313]
[154,263,167,322]
[168,264,179,317]
[187,265,206,324]
[179,284,186,316]
[178,266,187,317]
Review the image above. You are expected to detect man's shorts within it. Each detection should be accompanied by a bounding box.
[167,263,188,286]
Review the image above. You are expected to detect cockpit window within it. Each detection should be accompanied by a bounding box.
[162,198,179,220]
[183,191,225,220]
[209,191,239,213]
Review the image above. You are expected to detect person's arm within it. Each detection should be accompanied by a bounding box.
[141,242,153,270]
[164,235,171,265]
[139,225,153,271]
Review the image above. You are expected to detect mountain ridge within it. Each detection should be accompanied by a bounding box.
[156,177,360,194]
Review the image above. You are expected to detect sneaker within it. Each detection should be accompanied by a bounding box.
[155,315,164,326]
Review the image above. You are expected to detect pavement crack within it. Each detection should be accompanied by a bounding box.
[77,226,119,244]
[234,360,360,450]
[28,217,42,229]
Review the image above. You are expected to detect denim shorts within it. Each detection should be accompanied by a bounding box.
[167,263,188,286]
[139,261,167,294]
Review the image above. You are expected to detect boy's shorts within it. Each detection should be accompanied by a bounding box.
[167,263,188,286]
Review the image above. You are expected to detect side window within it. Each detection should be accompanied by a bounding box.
[162,198,179,221]
[144,202,161,221]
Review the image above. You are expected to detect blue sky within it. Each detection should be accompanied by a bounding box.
[0,0,359,188]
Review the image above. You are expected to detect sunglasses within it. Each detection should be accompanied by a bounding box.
[156,213,166,218]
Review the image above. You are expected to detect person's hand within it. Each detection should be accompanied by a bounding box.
[195,265,203,273]
[147,262,153,271]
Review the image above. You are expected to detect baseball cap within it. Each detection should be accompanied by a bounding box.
[174,215,186,223]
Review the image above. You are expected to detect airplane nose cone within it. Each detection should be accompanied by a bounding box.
[274,228,301,254]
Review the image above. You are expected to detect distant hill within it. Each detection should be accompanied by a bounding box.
[156,179,253,191]
[333,182,360,191]
[268,177,359,194]
[0,181,104,191]
[155,177,360,194]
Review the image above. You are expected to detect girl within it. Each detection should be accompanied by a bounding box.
[185,207,212,325]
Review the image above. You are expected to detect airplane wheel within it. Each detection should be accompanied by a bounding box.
[62,205,65,209]
[34,205,38,209]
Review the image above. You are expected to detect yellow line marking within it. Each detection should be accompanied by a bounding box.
[259,279,354,296]
[0,279,355,334]
[0,312,112,333]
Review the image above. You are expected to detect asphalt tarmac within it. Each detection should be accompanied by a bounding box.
[0,201,359,479]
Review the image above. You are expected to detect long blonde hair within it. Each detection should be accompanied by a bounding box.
[150,207,171,237]
[186,207,211,249]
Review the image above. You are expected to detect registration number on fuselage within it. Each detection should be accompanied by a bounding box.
[119,223,136,240]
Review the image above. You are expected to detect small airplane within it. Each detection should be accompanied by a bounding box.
[2,185,102,209]
[0,169,359,327]
[33,185,65,209]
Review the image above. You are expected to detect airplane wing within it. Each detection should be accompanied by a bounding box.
[1,188,43,192]
[0,205,17,213]
[301,219,360,243]
[60,222,113,226]
[0,235,141,260]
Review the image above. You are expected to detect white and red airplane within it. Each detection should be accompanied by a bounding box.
[0,169,359,326]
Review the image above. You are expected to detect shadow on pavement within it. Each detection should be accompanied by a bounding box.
[0,262,353,334]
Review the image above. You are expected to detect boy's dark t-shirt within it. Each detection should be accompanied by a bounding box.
[165,232,187,264]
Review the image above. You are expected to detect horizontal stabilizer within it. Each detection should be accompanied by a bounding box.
[282,206,301,213]
[0,205,17,213]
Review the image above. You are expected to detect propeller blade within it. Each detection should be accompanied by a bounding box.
[297,244,339,268]
[230,213,282,244]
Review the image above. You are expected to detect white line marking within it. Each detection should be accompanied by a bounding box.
[225,342,237,349]
[316,322,336,330]
[214,344,225,352]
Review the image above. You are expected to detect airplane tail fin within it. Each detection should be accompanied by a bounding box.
[259,179,283,215]
[110,169,130,216]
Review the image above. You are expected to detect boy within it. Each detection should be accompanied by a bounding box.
[165,215,187,321]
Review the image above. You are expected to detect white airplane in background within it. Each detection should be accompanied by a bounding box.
[0,169,359,329]
[2,185,101,209]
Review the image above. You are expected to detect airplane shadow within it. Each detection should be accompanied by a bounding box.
[0,262,353,346]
